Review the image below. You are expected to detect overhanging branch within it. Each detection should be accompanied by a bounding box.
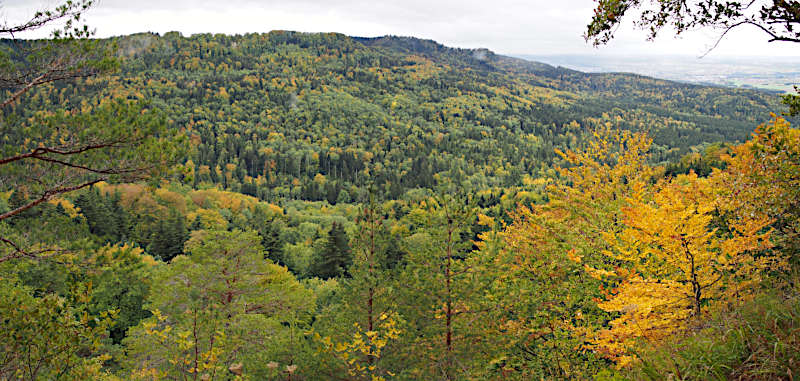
[0,142,129,166]
[0,178,105,221]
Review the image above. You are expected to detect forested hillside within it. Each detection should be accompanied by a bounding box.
[2,22,799,381]
[3,31,786,202]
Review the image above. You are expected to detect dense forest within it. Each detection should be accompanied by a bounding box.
[1,2,799,379]
[3,31,789,202]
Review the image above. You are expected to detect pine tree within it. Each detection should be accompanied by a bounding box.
[396,192,482,379]
[123,230,314,379]
[313,199,403,380]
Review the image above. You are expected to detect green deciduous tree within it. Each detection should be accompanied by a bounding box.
[123,230,314,380]
[88,244,155,344]
[0,276,116,380]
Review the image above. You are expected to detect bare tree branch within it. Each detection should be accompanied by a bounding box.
[700,21,750,57]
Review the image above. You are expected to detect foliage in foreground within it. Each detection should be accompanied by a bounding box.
[0,277,115,380]
[3,116,797,380]
[607,288,800,380]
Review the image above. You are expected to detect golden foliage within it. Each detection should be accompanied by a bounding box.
[314,312,402,381]
[591,172,784,366]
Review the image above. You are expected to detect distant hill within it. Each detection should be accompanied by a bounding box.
[5,31,789,202]
[521,54,800,93]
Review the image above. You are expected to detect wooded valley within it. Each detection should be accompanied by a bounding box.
[1,2,799,379]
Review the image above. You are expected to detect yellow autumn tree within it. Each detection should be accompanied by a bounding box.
[714,116,800,265]
[477,126,655,378]
[542,125,656,279]
[590,172,783,366]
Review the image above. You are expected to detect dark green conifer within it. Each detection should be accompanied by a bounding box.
[148,209,188,262]
[308,221,352,279]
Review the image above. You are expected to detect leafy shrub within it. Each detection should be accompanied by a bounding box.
[627,290,800,380]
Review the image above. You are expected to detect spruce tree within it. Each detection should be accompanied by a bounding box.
[148,209,188,262]
[261,222,285,265]
[308,222,352,279]
[108,191,133,241]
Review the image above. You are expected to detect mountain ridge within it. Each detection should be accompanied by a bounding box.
[5,30,789,202]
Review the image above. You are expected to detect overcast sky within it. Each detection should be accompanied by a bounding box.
[3,0,799,57]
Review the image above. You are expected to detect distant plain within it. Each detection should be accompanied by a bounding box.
[521,54,800,93]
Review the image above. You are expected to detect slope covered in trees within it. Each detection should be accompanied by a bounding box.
[3,31,788,203]
[3,115,798,380]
